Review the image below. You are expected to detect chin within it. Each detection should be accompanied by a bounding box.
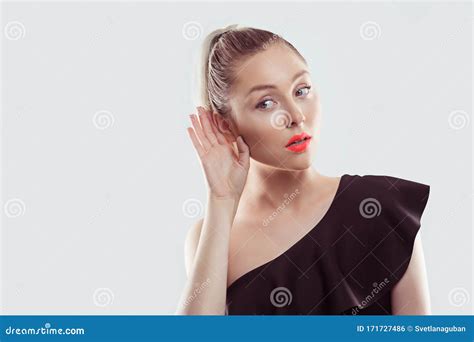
[250,149,314,171]
[269,155,313,172]
[282,158,313,171]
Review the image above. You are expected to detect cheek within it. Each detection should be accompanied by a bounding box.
[305,94,319,115]
[303,95,320,125]
[234,112,280,154]
[234,96,320,155]
[237,115,268,146]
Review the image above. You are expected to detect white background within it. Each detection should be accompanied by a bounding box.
[1,1,472,314]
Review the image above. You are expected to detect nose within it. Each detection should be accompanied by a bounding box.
[285,102,306,128]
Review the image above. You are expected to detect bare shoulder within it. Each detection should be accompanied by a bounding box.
[391,232,431,314]
[184,218,204,277]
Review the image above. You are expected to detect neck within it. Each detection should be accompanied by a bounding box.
[240,159,323,212]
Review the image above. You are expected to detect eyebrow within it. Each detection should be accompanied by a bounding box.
[245,70,309,98]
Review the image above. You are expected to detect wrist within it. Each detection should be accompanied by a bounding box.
[205,193,241,229]
[208,190,242,201]
[208,192,241,214]
[208,193,241,203]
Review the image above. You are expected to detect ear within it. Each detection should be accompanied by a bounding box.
[212,112,237,143]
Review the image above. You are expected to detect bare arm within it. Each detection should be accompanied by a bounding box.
[175,195,240,315]
[391,232,431,314]
[175,106,249,315]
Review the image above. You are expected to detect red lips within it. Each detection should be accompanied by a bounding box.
[285,132,311,147]
[285,132,312,153]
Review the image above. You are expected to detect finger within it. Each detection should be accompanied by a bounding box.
[197,107,218,146]
[190,113,211,150]
[209,116,227,145]
[186,127,205,158]
[236,135,250,167]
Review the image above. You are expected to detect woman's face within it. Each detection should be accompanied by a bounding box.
[226,43,320,171]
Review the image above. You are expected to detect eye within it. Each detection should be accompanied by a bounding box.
[256,99,276,110]
[295,85,311,97]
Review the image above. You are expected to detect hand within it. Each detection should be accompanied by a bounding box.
[186,107,250,199]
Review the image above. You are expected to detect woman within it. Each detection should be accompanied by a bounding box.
[176,25,431,315]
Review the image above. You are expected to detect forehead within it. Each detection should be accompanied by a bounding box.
[231,43,308,94]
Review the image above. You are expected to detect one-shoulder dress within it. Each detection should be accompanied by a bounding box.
[225,174,431,315]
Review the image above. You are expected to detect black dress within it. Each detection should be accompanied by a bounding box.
[225,174,430,315]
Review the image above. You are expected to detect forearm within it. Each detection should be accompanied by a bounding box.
[175,195,240,315]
